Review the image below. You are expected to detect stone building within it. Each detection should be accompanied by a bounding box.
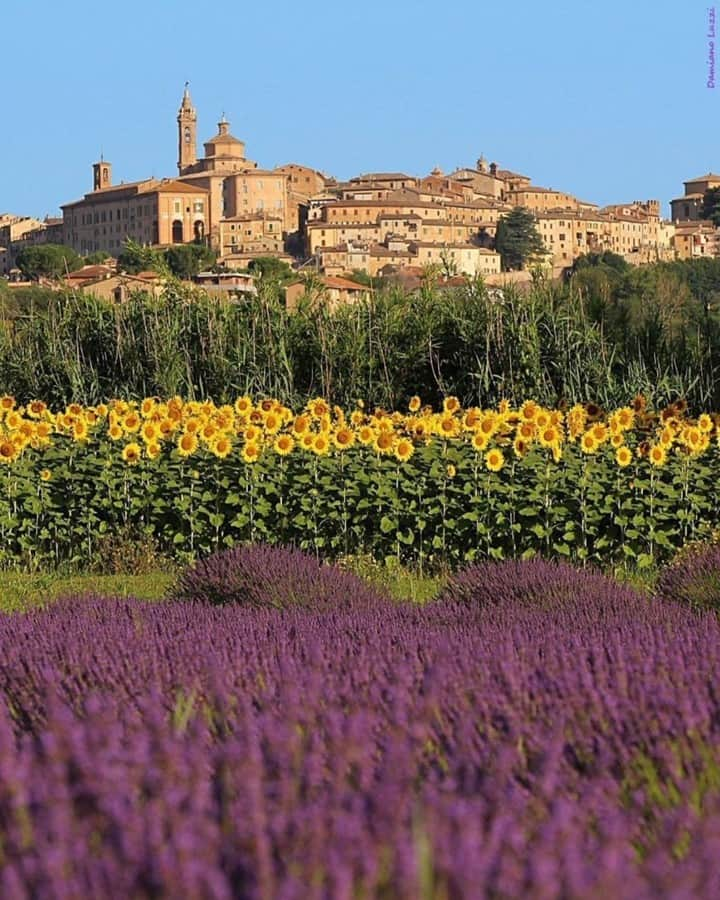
[670,173,720,222]
[61,173,209,255]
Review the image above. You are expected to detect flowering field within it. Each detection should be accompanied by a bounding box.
[0,394,719,566]
[2,553,720,897]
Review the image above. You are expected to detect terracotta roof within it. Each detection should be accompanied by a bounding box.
[65,265,114,280]
[321,275,370,291]
[684,173,720,184]
[508,186,572,195]
[350,172,413,182]
[152,179,209,194]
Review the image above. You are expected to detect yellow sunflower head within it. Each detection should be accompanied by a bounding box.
[177,432,199,458]
[485,448,504,472]
[122,443,142,464]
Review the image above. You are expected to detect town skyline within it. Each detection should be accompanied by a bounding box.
[0,0,714,220]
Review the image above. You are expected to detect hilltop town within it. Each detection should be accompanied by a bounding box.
[1,85,719,291]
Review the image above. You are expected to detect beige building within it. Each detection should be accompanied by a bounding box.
[670,173,720,222]
[62,173,210,255]
[285,274,370,310]
[175,86,326,253]
[673,221,720,259]
[63,265,164,301]
[219,214,284,257]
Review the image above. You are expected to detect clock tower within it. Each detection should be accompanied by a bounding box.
[177,82,197,175]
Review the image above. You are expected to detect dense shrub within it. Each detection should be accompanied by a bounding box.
[172,543,386,609]
[436,558,646,614]
[1,594,720,895]
[656,544,720,610]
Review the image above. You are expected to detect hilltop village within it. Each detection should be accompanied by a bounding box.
[1,85,719,292]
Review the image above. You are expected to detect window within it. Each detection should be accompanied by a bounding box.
[193,201,204,213]
[174,200,182,215]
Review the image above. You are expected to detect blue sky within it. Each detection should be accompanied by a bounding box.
[2,0,716,218]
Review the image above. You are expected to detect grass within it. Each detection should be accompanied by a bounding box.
[0,555,668,615]
[0,572,175,613]
[0,558,443,614]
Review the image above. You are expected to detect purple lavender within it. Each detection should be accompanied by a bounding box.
[0,562,718,897]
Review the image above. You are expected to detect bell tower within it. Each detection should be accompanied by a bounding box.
[177,82,197,175]
[92,156,112,191]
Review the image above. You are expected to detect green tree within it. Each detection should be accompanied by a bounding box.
[701,187,720,227]
[15,244,82,280]
[494,207,547,271]
[164,243,217,279]
[117,239,168,275]
[84,251,111,265]
[247,256,295,283]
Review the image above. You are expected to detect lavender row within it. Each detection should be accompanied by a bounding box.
[1,558,720,896]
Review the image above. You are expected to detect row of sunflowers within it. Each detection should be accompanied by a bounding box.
[0,394,717,569]
[0,394,713,471]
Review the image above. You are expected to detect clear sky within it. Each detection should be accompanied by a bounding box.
[2,0,717,218]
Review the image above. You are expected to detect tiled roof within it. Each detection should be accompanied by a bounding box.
[684,173,720,184]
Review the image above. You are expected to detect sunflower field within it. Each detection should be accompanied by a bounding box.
[0,393,719,568]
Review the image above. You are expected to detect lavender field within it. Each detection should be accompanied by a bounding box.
[2,550,720,898]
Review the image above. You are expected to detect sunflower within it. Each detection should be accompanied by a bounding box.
[463,407,483,430]
[615,446,632,468]
[649,444,667,467]
[242,441,261,463]
[485,448,504,472]
[140,397,156,417]
[27,400,47,418]
[513,437,529,458]
[292,415,310,436]
[300,432,315,450]
[437,415,460,439]
[350,410,365,427]
[146,443,161,460]
[519,400,538,422]
[394,438,414,462]
[263,411,282,434]
[211,436,232,459]
[312,433,330,456]
[177,432,199,458]
[408,395,421,413]
[40,468,52,482]
[580,431,598,454]
[274,434,295,456]
[358,425,376,446]
[374,431,395,455]
[108,423,123,441]
[122,443,142,464]
[446,463,456,478]
[123,412,141,433]
[308,398,330,419]
[73,421,89,442]
[141,422,159,444]
[538,425,561,449]
[443,396,461,414]
[698,413,714,434]
[333,427,355,450]
[472,431,490,452]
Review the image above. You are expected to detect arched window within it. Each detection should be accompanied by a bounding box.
[172,220,184,243]
[194,220,204,242]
